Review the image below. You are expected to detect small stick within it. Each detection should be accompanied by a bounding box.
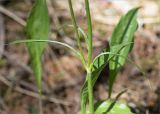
[0,5,26,26]
[0,75,72,106]
[0,14,5,58]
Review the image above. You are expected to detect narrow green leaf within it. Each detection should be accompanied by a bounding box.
[25,0,49,92]
[10,40,78,56]
[109,7,139,97]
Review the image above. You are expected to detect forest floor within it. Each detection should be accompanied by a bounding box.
[0,0,160,114]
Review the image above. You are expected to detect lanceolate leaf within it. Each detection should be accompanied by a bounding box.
[26,0,49,92]
[109,7,139,97]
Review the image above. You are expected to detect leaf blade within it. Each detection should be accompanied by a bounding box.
[95,100,133,114]
[26,0,49,91]
[109,7,139,97]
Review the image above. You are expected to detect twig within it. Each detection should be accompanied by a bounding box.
[0,5,26,26]
[0,14,5,58]
[47,0,62,32]
[0,75,72,106]
[4,52,32,73]
[0,110,12,114]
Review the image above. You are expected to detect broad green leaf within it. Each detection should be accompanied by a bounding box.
[95,100,133,114]
[78,98,133,114]
[26,0,49,92]
[109,7,139,97]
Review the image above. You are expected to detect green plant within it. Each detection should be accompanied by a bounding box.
[10,0,141,114]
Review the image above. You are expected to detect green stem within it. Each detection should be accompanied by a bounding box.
[85,0,94,113]
[87,71,94,114]
[38,90,43,114]
[81,100,86,114]
[68,0,86,68]
[85,0,93,66]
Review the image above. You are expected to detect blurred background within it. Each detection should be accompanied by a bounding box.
[0,0,160,114]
